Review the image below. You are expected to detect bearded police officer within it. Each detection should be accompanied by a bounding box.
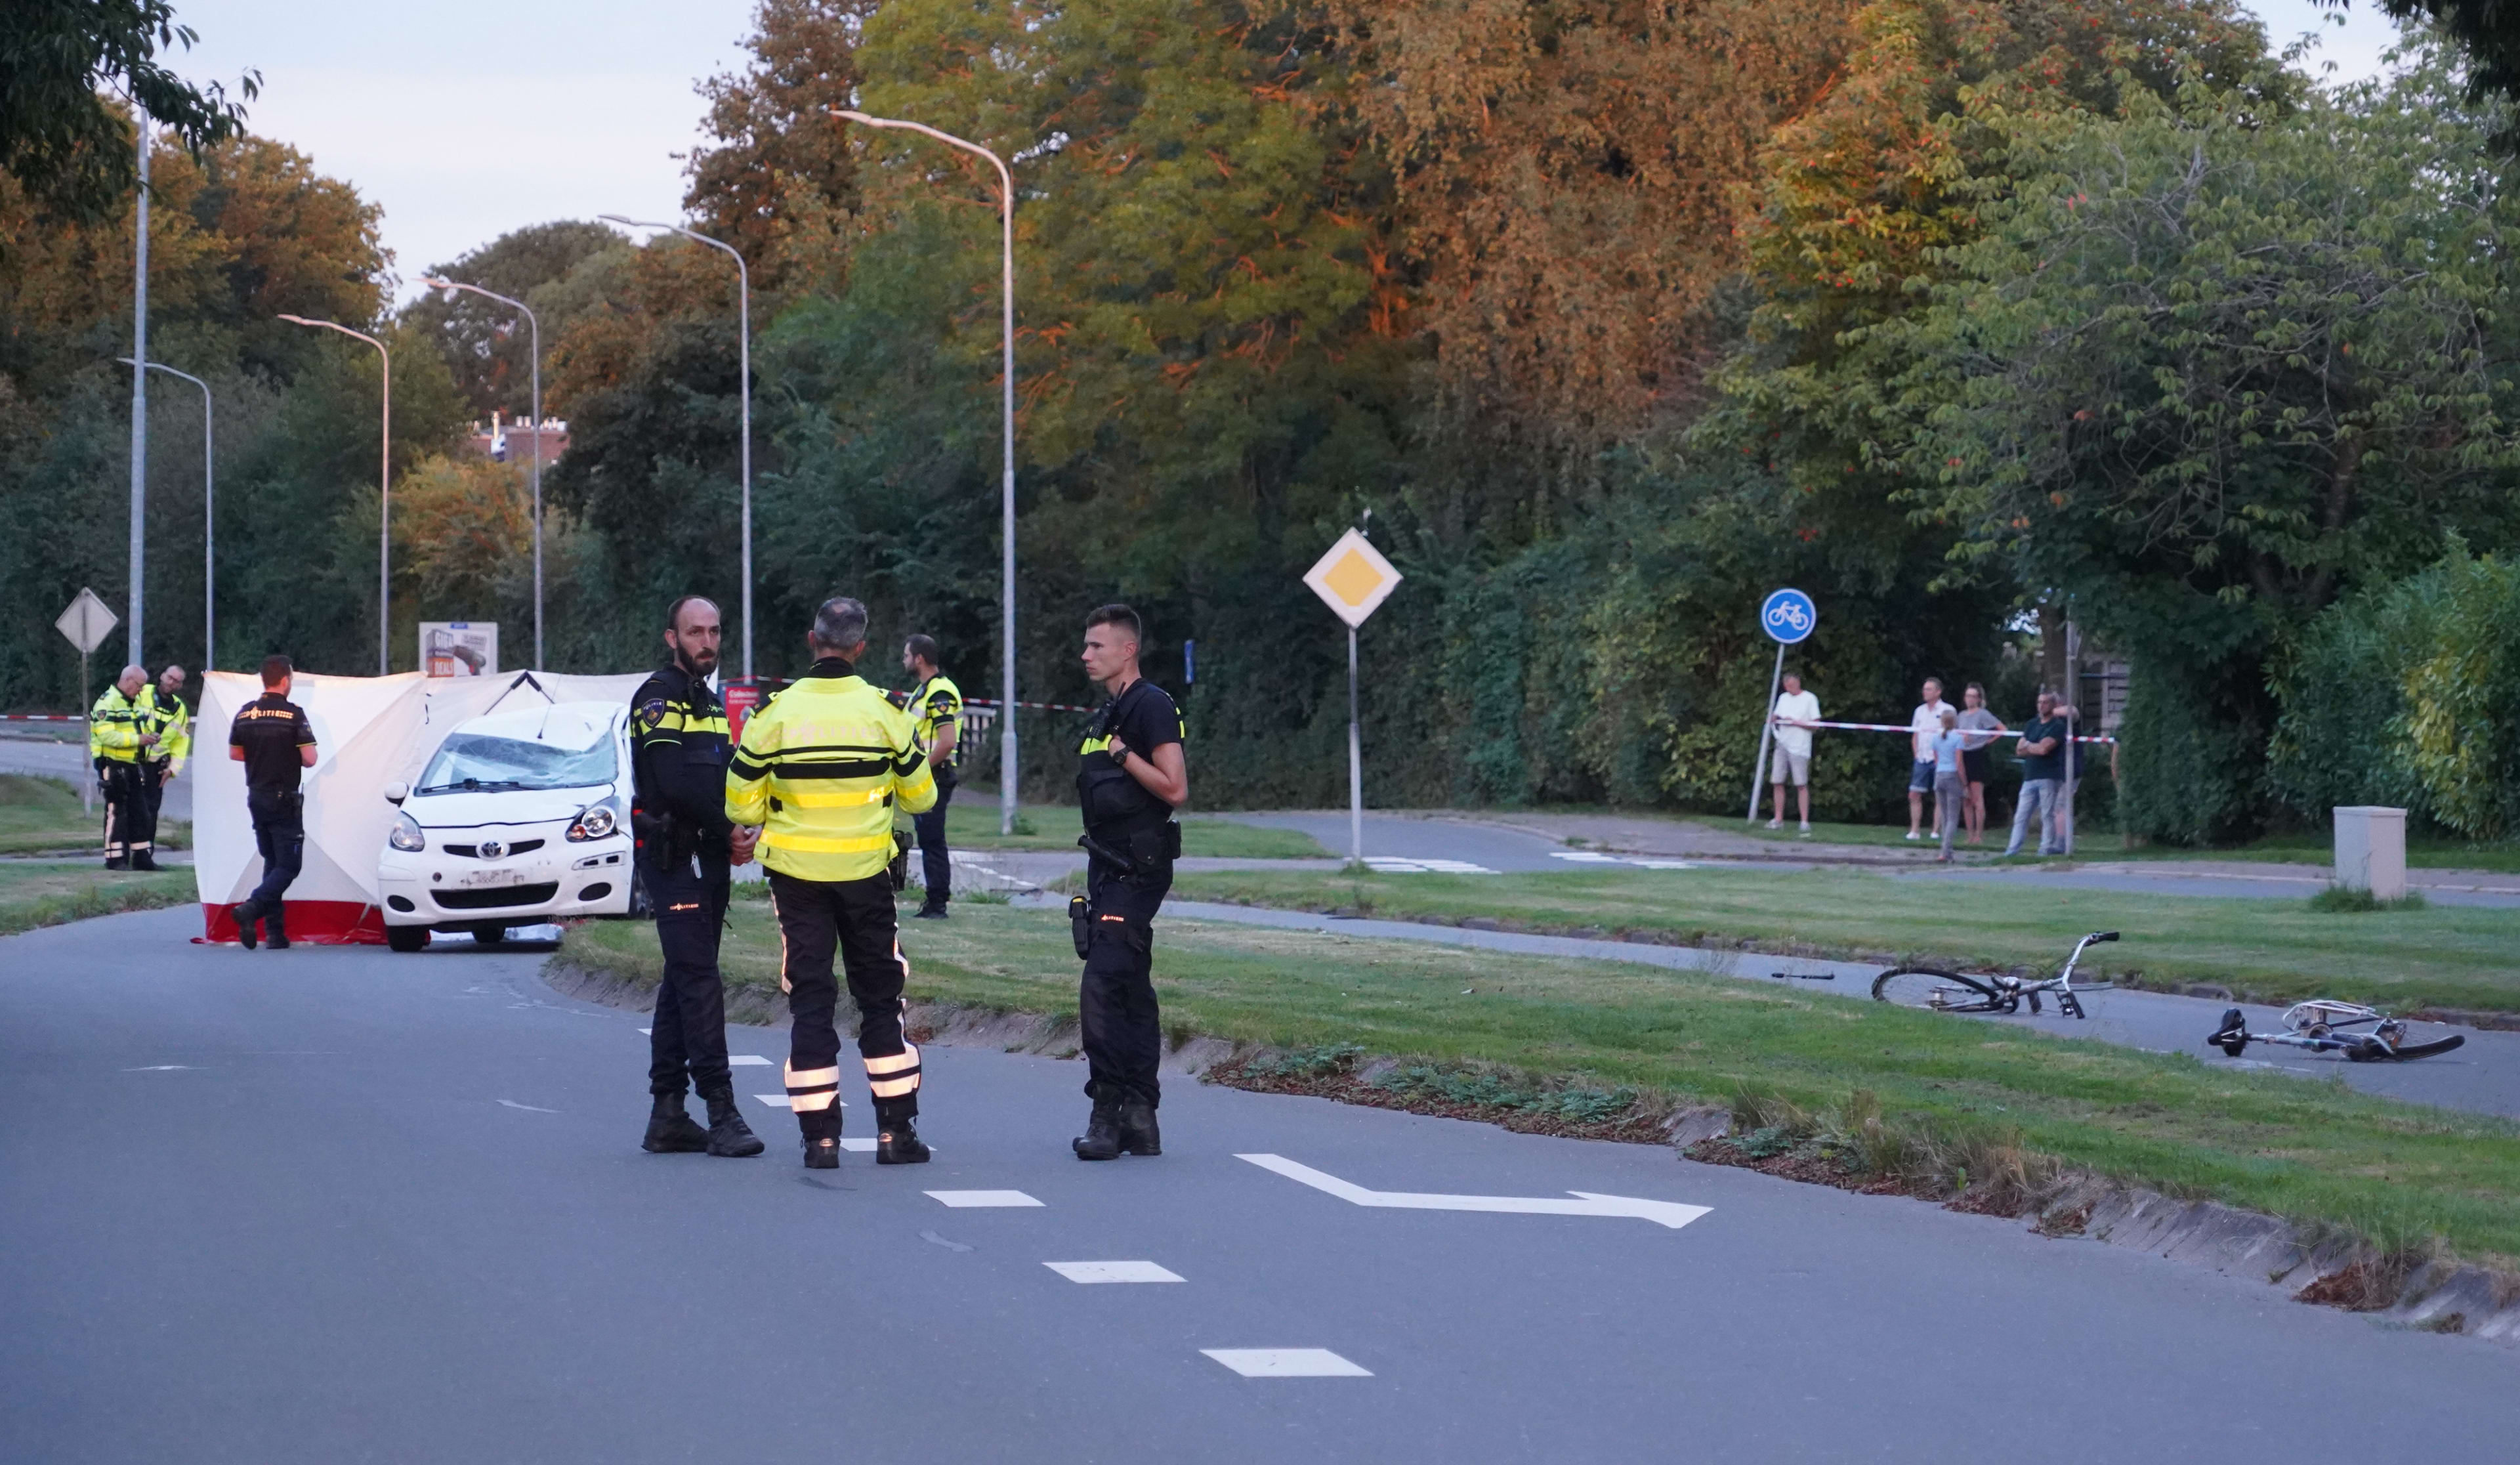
[140,664,192,853]
[226,656,316,948]
[726,596,938,1170]
[1070,605,1186,1162]
[89,664,161,870]
[629,595,765,1159]
[900,634,962,920]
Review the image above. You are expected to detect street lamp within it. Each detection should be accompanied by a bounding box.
[278,314,391,674]
[596,214,753,681]
[834,109,1020,837]
[421,276,545,670]
[116,359,212,673]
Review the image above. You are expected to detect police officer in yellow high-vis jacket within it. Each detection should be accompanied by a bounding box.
[139,665,192,860]
[726,596,938,1170]
[89,664,162,869]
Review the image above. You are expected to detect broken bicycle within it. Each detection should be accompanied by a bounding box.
[2206,1000,2466,1063]
[1870,931,2118,1017]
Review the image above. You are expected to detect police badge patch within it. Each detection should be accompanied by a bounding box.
[635,698,669,733]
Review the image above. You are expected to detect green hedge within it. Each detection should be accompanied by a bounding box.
[2271,544,2520,841]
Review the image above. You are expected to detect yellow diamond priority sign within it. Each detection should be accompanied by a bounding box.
[1303,529,1402,629]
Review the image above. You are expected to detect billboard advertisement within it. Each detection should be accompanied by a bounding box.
[419,622,499,678]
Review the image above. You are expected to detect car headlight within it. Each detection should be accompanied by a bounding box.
[568,796,623,842]
[388,811,426,853]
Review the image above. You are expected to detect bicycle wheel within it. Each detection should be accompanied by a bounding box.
[1872,967,2006,1013]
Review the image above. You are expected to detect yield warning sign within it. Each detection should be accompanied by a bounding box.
[1303,528,1402,628]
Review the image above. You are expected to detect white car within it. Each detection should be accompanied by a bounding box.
[377,700,639,951]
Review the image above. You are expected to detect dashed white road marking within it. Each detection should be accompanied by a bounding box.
[752,1094,845,1109]
[925,1190,1042,1208]
[1549,851,1694,870]
[1045,1260,1183,1285]
[637,1028,650,1035]
[124,1065,195,1072]
[1238,1153,1711,1230]
[1202,1348,1371,1378]
[496,1099,559,1113]
[728,1055,772,1066]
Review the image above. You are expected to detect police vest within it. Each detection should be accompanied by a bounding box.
[139,686,192,773]
[910,673,963,761]
[725,660,936,883]
[88,688,150,765]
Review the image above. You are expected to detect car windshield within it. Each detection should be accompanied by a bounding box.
[417,732,615,794]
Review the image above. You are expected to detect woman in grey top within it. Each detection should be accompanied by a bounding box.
[1956,683,2006,847]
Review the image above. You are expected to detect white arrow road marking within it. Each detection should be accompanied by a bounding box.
[496,1099,559,1113]
[1237,1153,1711,1231]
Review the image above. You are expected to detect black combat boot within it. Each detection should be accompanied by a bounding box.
[132,850,159,872]
[913,902,949,920]
[233,900,262,949]
[875,1114,931,1165]
[105,856,129,872]
[1117,1095,1162,1157]
[1072,1091,1122,1161]
[799,1107,840,1169]
[702,1089,765,1158]
[642,1093,709,1153]
[264,906,289,950]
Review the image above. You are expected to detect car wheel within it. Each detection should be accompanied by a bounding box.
[472,924,508,948]
[386,926,429,953]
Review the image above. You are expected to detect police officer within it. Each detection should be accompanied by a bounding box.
[89,664,160,870]
[629,595,765,1160]
[226,655,317,949]
[900,633,962,920]
[726,596,937,1170]
[139,664,192,855]
[1070,605,1186,1162]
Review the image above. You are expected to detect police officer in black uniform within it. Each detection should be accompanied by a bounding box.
[1070,605,1187,1161]
[226,655,317,949]
[629,595,765,1160]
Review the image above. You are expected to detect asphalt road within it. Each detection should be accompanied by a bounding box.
[5,906,2513,1464]
[0,733,194,824]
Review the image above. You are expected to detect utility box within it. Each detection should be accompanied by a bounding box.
[2333,807,2408,901]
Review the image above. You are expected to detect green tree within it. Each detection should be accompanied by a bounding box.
[1876,53,2520,840]
[401,221,625,421]
[0,3,256,223]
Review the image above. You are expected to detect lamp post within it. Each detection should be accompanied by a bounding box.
[597,214,752,681]
[421,276,544,669]
[278,314,391,673]
[834,109,1020,836]
[128,107,150,665]
[117,360,211,672]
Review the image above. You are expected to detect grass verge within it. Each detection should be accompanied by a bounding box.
[0,773,189,855]
[0,862,194,936]
[1162,866,2520,1015]
[938,798,1326,858]
[556,899,2520,1266]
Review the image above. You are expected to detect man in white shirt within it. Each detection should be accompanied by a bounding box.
[1905,677,1954,840]
[1767,671,1820,834]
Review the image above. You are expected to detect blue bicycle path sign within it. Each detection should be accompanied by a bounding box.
[1760,588,1817,645]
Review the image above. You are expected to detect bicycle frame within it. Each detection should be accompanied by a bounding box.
[1988,931,2117,1015]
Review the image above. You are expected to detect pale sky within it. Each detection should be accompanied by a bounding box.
[158,1,2408,310]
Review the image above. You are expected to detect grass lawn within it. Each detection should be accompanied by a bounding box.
[0,773,190,855]
[559,899,2520,1264]
[0,861,194,935]
[1161,866,2520,1015]
[937,796,1326,858]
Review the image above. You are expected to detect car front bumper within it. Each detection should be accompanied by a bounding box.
[378,833,635,928]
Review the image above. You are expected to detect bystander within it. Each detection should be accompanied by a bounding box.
[1904,677,1954,841]
[1767,670,1819,836]
[2004,690,2068,858]
[1956,683,2006,847]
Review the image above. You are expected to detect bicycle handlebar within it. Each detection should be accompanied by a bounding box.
[2088,931,2120,943]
